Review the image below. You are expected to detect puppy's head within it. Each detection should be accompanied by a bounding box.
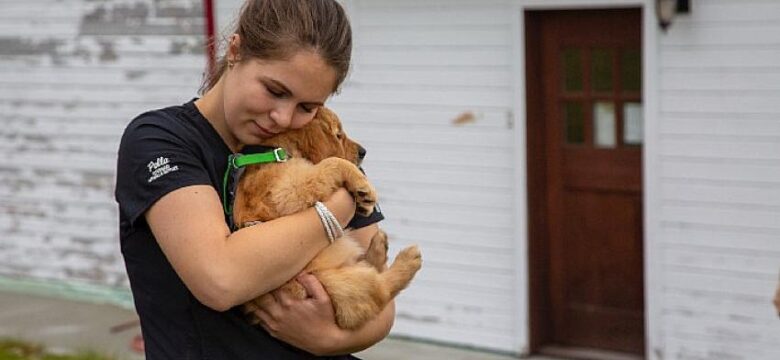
[259,107,365,165]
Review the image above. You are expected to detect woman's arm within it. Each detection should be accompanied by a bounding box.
[253,223,395,355]
[145,184,356,311]
[256,273,395,356]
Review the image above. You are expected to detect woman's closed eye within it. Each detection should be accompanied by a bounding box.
[299,104,317,113]
[266,85,287,99]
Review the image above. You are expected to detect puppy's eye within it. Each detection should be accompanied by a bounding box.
[336,131,345,140]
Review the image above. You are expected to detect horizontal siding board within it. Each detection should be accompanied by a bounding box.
[350,127,512,148]
[660,139,780,160]
[661,226,780,253]
[334,106,512,129]
[382,222,513,251]
[685,1,780,22]
[396,301,513,333]
[368,166,512,188]
[364,147,512,168]
[662,161,780,183]
[0,216,116,238]
[661,22,780,46]
[411,265,514,292]
[389,245,514,272]
[662,182,780,208]
[661,205,780,231]
[664,336,780,360]
[660,93,780,113]
[356,47,510,67]
[350,68,512,87]
[400,286,513,312]
[662,247,778,276]
[392,319,514,353]
[333,85,513,108]
[662,316,780,347]
[664,271,775,297]
[358,6,510,26]
[661,48,780,69]
[0,87,198,105]
[661,71,780,91]
[660,114,780,137]
[0,101,187,122]
[370,183,513,209]
[358,27,510,47]
[358,0,510,9]
[380,203,513,230]
[663,291,777,322]
[2,153,116,172]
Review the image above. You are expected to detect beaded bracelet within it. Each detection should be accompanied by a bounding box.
[314,201,343,243]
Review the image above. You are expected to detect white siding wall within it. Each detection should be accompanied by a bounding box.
[333,0,521,352]
[0,0,205,297]
[657,1,780,359]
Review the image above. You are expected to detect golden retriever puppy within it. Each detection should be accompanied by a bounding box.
[233,107,422,330]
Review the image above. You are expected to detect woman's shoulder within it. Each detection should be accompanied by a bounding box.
[124,100,198,135]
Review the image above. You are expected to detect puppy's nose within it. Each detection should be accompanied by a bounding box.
[358,145,366,160]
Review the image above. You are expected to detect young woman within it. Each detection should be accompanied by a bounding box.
[115,0,393,358]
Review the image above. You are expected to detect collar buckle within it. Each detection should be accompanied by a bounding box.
[273,148,288,162]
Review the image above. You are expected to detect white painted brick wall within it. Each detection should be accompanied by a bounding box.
[0,0,206,292]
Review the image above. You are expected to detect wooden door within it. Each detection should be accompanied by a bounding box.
[526,9,644,355]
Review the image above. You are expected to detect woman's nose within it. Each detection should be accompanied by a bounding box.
[270,104,294,129]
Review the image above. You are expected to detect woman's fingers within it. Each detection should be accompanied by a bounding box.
[296,273,329,303]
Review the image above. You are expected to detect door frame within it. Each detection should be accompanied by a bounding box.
[508,0,661,358]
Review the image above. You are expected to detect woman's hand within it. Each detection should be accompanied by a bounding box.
[253,273,348,355]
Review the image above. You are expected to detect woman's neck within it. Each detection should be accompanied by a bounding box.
[194,79,241,153]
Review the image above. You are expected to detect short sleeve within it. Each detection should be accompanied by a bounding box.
[115,115,212,228]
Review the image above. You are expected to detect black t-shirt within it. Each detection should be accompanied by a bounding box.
[115,100,382,359]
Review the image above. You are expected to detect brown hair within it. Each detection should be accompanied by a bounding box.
[200,0,352,94]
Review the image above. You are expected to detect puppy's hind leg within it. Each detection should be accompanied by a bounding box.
[379,245,422,298]
[363,229,388,272]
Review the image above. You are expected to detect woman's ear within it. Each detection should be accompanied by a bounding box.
[228,34,242,63]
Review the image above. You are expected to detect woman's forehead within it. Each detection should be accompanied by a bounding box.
[250,51,337,101]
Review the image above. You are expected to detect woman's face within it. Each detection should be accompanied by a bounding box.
[221,49,338,149]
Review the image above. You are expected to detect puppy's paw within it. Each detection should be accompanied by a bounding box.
[241,301,262,325]
[395,245,423,274]
[350,178,377,216]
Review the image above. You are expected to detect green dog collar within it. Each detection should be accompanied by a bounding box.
[222,148,288,217]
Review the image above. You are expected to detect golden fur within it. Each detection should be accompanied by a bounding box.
[233,107,422,330]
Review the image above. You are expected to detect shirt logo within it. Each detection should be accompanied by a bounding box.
[147,156,179,183]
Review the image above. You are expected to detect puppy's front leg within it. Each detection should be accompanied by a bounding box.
[315,157,377,216]
[269,158,375,216]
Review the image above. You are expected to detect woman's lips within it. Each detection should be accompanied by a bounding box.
[253,122,277,137]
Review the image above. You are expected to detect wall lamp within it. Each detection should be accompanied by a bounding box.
[657,0,690,31]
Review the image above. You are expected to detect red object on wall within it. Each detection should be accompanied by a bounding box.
[204,0,217,76]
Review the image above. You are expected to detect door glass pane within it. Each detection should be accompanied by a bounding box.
[562,48,583,92]
[624,102,644,145]
[564,102,584,144]
[593,102,616,148]
[621,49,641,92]
[591,49,613,92]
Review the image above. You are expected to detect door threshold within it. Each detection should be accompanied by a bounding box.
[539,345,643,360]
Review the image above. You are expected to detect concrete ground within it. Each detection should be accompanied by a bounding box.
[0,290,553,360]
